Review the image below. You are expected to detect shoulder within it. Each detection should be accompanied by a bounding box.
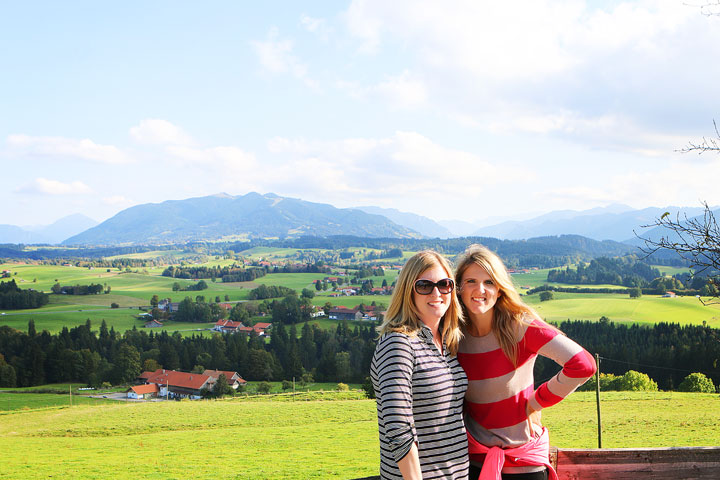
[375,332,416,355]
[373,332,416,369]
[519,316,561,344]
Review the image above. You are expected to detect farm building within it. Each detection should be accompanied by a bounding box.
[140,369,212,400]
[203,370,247,389]
[126,383,159,399]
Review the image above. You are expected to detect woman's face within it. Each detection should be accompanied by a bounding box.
[459,263,500,319]
[412,265,452,325]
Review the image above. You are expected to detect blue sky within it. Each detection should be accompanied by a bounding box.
[3,0,720,227]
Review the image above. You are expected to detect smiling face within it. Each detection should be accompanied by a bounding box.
[459,263,501,320]
[412,265,452,327]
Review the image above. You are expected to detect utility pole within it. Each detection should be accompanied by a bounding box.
[595,353,602,448]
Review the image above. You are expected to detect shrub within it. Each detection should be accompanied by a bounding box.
[678,372,716,393]
[256,381,272,395]
[539,291,554,302]
[110,303,119,308]
[617,370,658,392]
[336,383,349,392]
[580,373,621,391]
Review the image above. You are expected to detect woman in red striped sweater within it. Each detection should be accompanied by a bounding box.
[454,245,596,480]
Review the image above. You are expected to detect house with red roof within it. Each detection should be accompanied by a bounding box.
[127,383,160,399]
[141,369,212,399]
[214,319,245,333]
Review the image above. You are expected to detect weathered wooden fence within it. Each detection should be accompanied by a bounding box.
[353,446,720,479]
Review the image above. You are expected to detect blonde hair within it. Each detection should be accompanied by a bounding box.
[378,250,464,355]
[455,244,547,365]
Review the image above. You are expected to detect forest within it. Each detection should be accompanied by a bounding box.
[2,316,718,392]
[0,318,376,388]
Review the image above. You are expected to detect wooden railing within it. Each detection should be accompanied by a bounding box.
[353,446,720,479]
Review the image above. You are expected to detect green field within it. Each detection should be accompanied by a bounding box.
[0,259,714,335]
[525,292,720,328]
[0,391,717,479]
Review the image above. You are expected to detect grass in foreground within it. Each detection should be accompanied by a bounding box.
[0,391,718,479]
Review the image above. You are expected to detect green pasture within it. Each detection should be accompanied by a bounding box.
[526,292,720,328]
[1,261,717,336]
[239,246,308,259]
[0,392,104,411]
[313,294,390,309]
[511,268,626,291]
[0,391,718,479]
[254,272,327,290]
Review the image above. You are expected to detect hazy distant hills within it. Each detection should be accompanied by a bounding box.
[470,204,710,242]
[2,194,714,247]
[62,192,421,246]
[357,206,453,238]
[0,214,97,244]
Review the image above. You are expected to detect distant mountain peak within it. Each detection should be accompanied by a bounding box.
[62,192,421,246]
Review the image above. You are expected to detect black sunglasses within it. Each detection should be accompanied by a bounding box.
[414,278,455,295]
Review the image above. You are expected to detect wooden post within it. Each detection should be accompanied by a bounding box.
[69,384,72,407]
[595,353,602,449]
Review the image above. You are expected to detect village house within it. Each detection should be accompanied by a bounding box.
[328,307,362,321]
[144,319,163,328]
[139,369,212,399]
[214,319,245,333]
[202,370,247,389]
[126,383,159,399]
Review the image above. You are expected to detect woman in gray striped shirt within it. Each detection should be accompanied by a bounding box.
[371,250,469,479]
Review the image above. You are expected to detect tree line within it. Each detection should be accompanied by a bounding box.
[162,264,267,283]
[0,318,377,388]
[547,256,661,287]
[0,280,49,309]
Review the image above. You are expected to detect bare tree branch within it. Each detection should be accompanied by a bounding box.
[636,202,720,305]
[677,120,720,154]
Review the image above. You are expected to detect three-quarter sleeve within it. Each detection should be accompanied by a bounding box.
[371,333,417,463]
[525,320,597,412]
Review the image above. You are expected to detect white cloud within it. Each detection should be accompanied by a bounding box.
[262,131,530,219]
[340,0,718,155]
[341,70,428,110]
[544,155,720,209]
[129,119,194,146]
[251,27,317,88]
[7,134,132,164]
[16,178,93,195]
[300,14,330,40]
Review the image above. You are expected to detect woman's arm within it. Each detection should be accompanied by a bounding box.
[371,334,419,469]
[525,319,597,413]
[397,443,422,480]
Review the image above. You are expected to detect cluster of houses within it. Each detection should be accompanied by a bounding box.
[213,319,272,335]
[127,368,247,400]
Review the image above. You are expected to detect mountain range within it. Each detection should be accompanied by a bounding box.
[62,193,420,245]
[1,192,714,247]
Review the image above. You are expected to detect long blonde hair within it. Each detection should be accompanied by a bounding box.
[455,244,545,364]
[378,250,464,355]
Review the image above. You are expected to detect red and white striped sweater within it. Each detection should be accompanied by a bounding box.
[457,318,596,474]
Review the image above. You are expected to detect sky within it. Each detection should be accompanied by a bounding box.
[3,0,720,228]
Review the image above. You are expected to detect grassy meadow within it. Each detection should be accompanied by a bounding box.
[0,257,714,336]
[0,391,718,479]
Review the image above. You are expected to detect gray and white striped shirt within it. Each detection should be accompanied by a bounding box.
[371,327,469,479]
